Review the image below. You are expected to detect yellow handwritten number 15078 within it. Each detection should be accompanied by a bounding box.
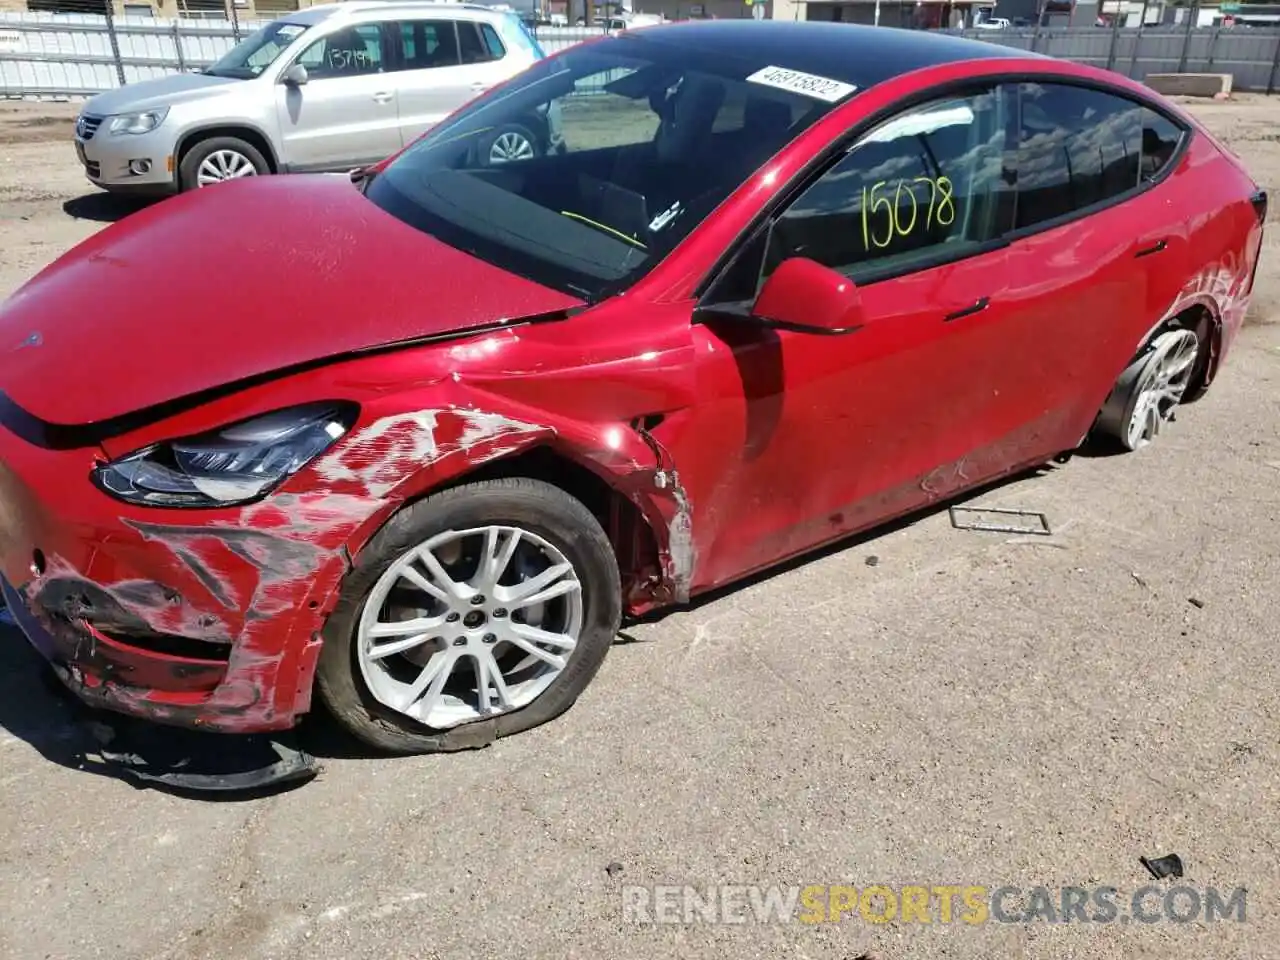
[860,176,956,250]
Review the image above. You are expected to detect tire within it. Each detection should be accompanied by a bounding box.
[315,477,621,754]
[477,123,541,166]
[178,136,270,192]
[1094,319,1203,452]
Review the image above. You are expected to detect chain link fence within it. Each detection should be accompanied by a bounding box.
[3,5,1280,99]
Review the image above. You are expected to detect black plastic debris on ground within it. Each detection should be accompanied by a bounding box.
[1140,853,1185,880]
[48,681,318,796]
[949,506,1052,536]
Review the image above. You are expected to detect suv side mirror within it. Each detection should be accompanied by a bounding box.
[749,257,864,335]
[282,63,309,86]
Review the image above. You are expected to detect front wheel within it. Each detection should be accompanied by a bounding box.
[478,123,540,166]
[178,136,269,192]
[315,477,621,754]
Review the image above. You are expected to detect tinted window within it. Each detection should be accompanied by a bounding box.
[767,88,1014,283]
[1016,83,1150,229]
[296,24,384,78]
[459,21,500,63]
[1140,109,1183,181]
[482,23,506,59]
[397,20,460,70]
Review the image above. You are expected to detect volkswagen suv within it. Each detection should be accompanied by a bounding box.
[73,1,554,195]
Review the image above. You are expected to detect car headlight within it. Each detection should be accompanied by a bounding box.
[107,108,169,136]
[92,402,358,508]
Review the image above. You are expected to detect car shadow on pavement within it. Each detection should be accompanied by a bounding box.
[0,462,1065,793]
[621,461,1061,632]
[0,622,339,799]
[62,191,152,223]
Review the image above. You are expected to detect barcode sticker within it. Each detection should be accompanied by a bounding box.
[746,65,856,103]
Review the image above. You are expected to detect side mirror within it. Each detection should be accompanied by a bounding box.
[282,63,309,86]
[750,257,864,335]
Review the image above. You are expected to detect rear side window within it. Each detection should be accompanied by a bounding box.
[396,20,461,70]
[1140,109,1183,181]
[459,21,504,63]
[766,87,1015,283]
[1014,83,1184,230]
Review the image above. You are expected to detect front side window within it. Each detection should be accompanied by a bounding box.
[364,38,836,299]
[766,87,1014,284]
[205,20,308,79]
[296,24,385,79]
[1015,82,1179,229]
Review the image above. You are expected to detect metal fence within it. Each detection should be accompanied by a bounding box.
[950,24,1280,92]
[0,12,608,98]
[3,10,1280,99]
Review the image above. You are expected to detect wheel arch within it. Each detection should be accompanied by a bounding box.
[341,440,668,615]
[434,445,664,601]
[174,123,280,175]
[1139,296,1221,403]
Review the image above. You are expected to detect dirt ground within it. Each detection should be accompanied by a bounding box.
[2,94,1280,960]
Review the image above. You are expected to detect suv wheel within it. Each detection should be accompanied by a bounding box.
[480,123,540,166]
[179,136,270,191]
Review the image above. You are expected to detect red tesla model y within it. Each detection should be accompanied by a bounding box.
[0,21,1264,752]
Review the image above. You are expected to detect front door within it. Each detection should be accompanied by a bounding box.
[680,85,1033,592]
[274,22,402,171]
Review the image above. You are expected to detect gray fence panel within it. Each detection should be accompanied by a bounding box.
[0,13,606,98]
[5,13,1280,98]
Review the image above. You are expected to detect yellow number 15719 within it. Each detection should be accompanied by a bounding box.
[860,176,956,250]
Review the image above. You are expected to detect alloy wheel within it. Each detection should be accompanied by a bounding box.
[356,525,583,729]
[1122,328,1200,450]
[196,149,259,187]
[488,131,536,164]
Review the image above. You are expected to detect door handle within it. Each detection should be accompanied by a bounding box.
[943,297,990,323]
[372,91,393,103]
[471,82,490,91]
[1134,239,1168,258]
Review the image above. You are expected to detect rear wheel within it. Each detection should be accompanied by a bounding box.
[179,136,269,192]
[1095,325,1201,451]
[315,477,621,754]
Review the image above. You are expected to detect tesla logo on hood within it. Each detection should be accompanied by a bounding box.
[13,331,41,351]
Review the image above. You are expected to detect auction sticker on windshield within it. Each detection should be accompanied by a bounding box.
[746,66,856,102]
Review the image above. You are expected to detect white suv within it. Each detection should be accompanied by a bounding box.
[73,1,555,195]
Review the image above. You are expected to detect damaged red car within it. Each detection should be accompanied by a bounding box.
[0,21,1265,753]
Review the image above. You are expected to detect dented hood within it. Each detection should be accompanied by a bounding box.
[0,175,584,427]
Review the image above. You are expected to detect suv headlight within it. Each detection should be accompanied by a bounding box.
[107,108,169,136]
[92,402,358,508]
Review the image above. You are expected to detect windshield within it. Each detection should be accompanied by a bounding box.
[205,20,308,79]
[365,36,839,300]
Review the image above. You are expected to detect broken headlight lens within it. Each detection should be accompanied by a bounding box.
[93,402,358,508]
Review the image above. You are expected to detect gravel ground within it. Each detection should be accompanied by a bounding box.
[1,94,1279,960]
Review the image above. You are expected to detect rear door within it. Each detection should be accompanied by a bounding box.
[273,22,401,170]
[389,17,515,146]
[1001,81,1186,443]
